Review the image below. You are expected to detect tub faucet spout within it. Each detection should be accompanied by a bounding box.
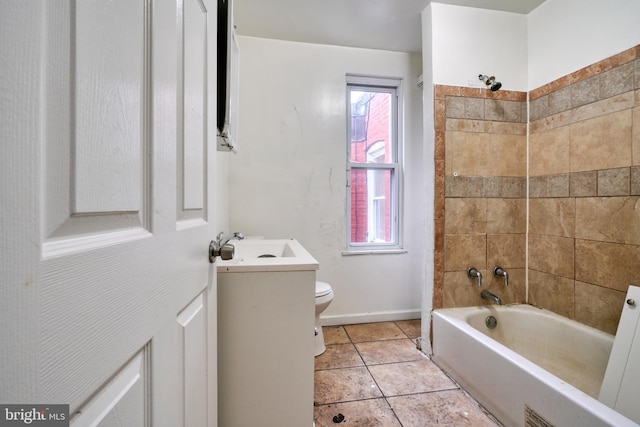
[493,266,509,287]
[481,289,502,305]
[467,267,482,287]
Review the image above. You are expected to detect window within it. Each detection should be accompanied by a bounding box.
[346,76,403,252]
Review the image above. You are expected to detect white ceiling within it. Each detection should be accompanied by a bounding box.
[233,0,546,54]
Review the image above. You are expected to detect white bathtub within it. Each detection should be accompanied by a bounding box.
[432,304,638,427]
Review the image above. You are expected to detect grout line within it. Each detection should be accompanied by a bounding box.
[316,323,502,426]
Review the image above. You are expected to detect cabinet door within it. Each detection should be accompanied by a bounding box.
[599,285,640,423]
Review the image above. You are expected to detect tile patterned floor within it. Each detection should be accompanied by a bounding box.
[314,320,502,426]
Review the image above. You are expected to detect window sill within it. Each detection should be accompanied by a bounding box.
[342,249,407,256]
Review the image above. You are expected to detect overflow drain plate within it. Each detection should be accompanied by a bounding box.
[485,315,497,329]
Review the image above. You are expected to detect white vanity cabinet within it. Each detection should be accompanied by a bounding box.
[217,239,318,426]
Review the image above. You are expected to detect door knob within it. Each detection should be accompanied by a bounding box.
[209,241,235,263]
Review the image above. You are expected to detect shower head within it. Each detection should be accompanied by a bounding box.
[478,74,502,91]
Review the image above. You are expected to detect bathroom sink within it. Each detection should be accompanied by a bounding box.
[217,238,319,272]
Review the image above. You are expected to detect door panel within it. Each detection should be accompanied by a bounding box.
[70,348,150,427]
[178,293,208,427]
[42,0,150,253]
[0,1,218,426]
[179,0,208,218]
[74,0,146,214]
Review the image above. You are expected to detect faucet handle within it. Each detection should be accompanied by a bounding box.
[493,266,509,287]
[467,267,482,287]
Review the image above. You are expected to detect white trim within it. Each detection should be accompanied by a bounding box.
[345,74,404,252]
[319,309,421,326]
[341,249,407,256]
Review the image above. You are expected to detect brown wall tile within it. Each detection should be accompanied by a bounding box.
[571,91,634,124]
[575,239,640,292]
[483,177,526,198]
[528,234,575,278]
[600,62,634,99]
[548,86,572,115]
[446,131,492,176]
[443,271,484,308]
[488,134,526,176]
[597,167,630,196]
[444,175,483,198]
[547,174,570,197]
[529,126,571,176]
[632,166,640,195]
[528,270,575,319]
[574,281,627,334]
[444,198,486,234]
[528,198,575,238]
[486,234,526,269]
[633,105,640,166]
[529,176,547,197]
[571,75,599,108]
[443,234,486,272]
[485,198,526,234]
[575,196,640,244]
[529,95,548,122]
[570,109,633,172]
[464,97,485,119]
[569,171,597,197]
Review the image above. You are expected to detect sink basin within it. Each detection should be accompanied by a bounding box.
[217,239,319,272]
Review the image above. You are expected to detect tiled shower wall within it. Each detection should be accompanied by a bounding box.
[434,86,528,310]
[527,46,640,334]
[434,45,640,334]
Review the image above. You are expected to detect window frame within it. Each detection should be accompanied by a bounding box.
[345,75,404,254]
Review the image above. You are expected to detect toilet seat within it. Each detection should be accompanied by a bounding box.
[316,281,332,298]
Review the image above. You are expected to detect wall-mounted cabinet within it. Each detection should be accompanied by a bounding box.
[217,0,239,152]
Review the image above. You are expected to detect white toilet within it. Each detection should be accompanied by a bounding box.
[314,281,334,356]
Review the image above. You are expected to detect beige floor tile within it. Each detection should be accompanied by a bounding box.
[344,322,406,342]
[388,390,501,427]
[314,343,364,370]
[368,359,457,396]
[322,325,351,345]
[355,339,424,365]
[314,367,382,405]
[314,399,402,427]
[394,319,422,338]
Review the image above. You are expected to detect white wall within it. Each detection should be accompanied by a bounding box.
[528,0,640,89]
[229,36,424,324]
[426,1,640,92]
[429,3,528,91]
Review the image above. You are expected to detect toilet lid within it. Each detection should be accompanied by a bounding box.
[316,281,332,297]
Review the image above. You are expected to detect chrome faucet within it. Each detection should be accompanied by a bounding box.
[467,267,482,287]
[217,231,245,246]
[493,266,509,287]
[481,289,502,305]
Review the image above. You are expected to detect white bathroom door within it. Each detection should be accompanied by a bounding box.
[1,1,218,426]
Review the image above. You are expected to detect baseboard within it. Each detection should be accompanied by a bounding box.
[320,309,421,326]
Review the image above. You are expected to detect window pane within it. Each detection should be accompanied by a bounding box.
[349,90,393,163]
[350,168,393,244]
